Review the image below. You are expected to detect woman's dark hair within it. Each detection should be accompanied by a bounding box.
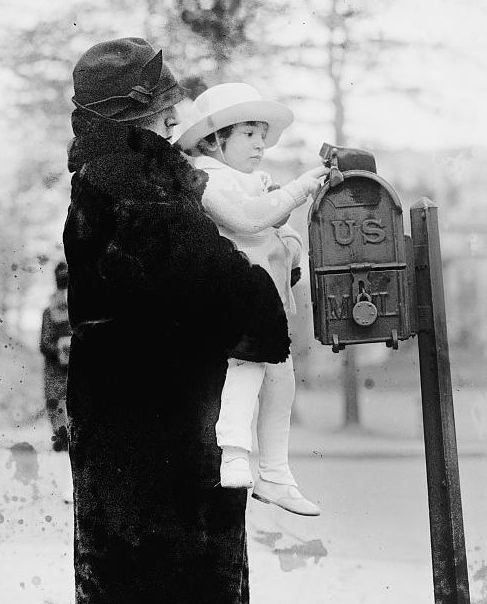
[197,124,234,154]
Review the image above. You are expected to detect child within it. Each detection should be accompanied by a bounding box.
[175,83,327,516]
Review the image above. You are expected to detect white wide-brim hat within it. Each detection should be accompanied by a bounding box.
[174,83,294,150]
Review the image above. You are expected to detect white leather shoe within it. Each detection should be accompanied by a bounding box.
[220,456,254,489]
[252,478,320,516]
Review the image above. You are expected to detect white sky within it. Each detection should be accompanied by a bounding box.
[358,0,487,149]
[1,0,486,151]
[260,0,487,151]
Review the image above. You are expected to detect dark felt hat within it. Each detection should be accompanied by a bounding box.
[72,37,186,122]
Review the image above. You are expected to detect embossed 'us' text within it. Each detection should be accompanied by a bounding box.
[331,219,386,245]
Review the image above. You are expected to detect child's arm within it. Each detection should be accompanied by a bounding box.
[278,224,303,268]
[203,166,327,234]
[279,224,303,287]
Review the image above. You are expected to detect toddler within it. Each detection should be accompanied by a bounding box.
[175,83,327,516]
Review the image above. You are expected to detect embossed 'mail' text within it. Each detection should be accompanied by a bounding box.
[331,219,386,245]
[327,292,396,320]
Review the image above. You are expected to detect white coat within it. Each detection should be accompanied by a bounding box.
[194,155,303,314]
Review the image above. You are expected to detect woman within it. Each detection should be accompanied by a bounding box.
[64,38,290,603]
[40,261,71,453]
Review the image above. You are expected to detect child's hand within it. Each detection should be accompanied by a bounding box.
[283,165,330,206]
[294,165,329,198]
[303,166,329,180]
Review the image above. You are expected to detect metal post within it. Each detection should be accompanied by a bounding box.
[343,347,360,427]
[410,198,470,604]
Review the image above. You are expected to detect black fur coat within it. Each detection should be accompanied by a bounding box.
[63,113,290,604]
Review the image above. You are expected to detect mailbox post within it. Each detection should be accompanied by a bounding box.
[411,198,470,603]
[309,150,470,603]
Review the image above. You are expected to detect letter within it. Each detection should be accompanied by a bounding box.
[327,294,351,320]
[371,291,397,317]
[361,219,386,244]
[372,292,388,316]
[331,220,356,245]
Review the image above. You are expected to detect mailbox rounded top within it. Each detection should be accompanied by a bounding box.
[309,170,402,222]
[308,169,406,267]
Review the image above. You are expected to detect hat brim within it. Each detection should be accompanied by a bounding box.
[175,100,293,150]
[72,83,187,122]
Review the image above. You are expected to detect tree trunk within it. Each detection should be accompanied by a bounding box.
[327,0,360,429]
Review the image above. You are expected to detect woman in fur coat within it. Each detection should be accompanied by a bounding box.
[64,38,290,604]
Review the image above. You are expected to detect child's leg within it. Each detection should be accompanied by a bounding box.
[253,355,320,515]
[256,355,297,486]
[216,358,266,452]
[217,359,266,488]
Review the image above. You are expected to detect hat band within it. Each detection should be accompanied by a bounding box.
[73,82,181,120]
[84,81,179,109]
[128,85,154,104]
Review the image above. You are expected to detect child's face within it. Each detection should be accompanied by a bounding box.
[222,122,268,173]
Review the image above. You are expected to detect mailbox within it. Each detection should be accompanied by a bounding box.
[308,146,415,352]
[309,146,471,603]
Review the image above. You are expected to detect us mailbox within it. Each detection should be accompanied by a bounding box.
[308,144,470,604]
[308,147,415,352]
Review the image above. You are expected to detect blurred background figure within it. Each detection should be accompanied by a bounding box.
[39,261,71,453]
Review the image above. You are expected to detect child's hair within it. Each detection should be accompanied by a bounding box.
[197,120,267,156]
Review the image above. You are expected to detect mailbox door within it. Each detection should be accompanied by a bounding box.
[314,268,410,347]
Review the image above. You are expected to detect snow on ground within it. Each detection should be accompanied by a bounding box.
[0,425,74,604]
[247,454,487,603]
[1,382,486,603]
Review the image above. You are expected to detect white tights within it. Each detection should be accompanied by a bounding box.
[215,355,296,486]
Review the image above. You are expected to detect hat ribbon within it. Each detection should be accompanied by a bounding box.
[82,80,174,113]
[128,85,154,105]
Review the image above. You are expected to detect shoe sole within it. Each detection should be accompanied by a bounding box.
[221,482,254,489]
[251,492,320,517]
[220,459,253,489]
